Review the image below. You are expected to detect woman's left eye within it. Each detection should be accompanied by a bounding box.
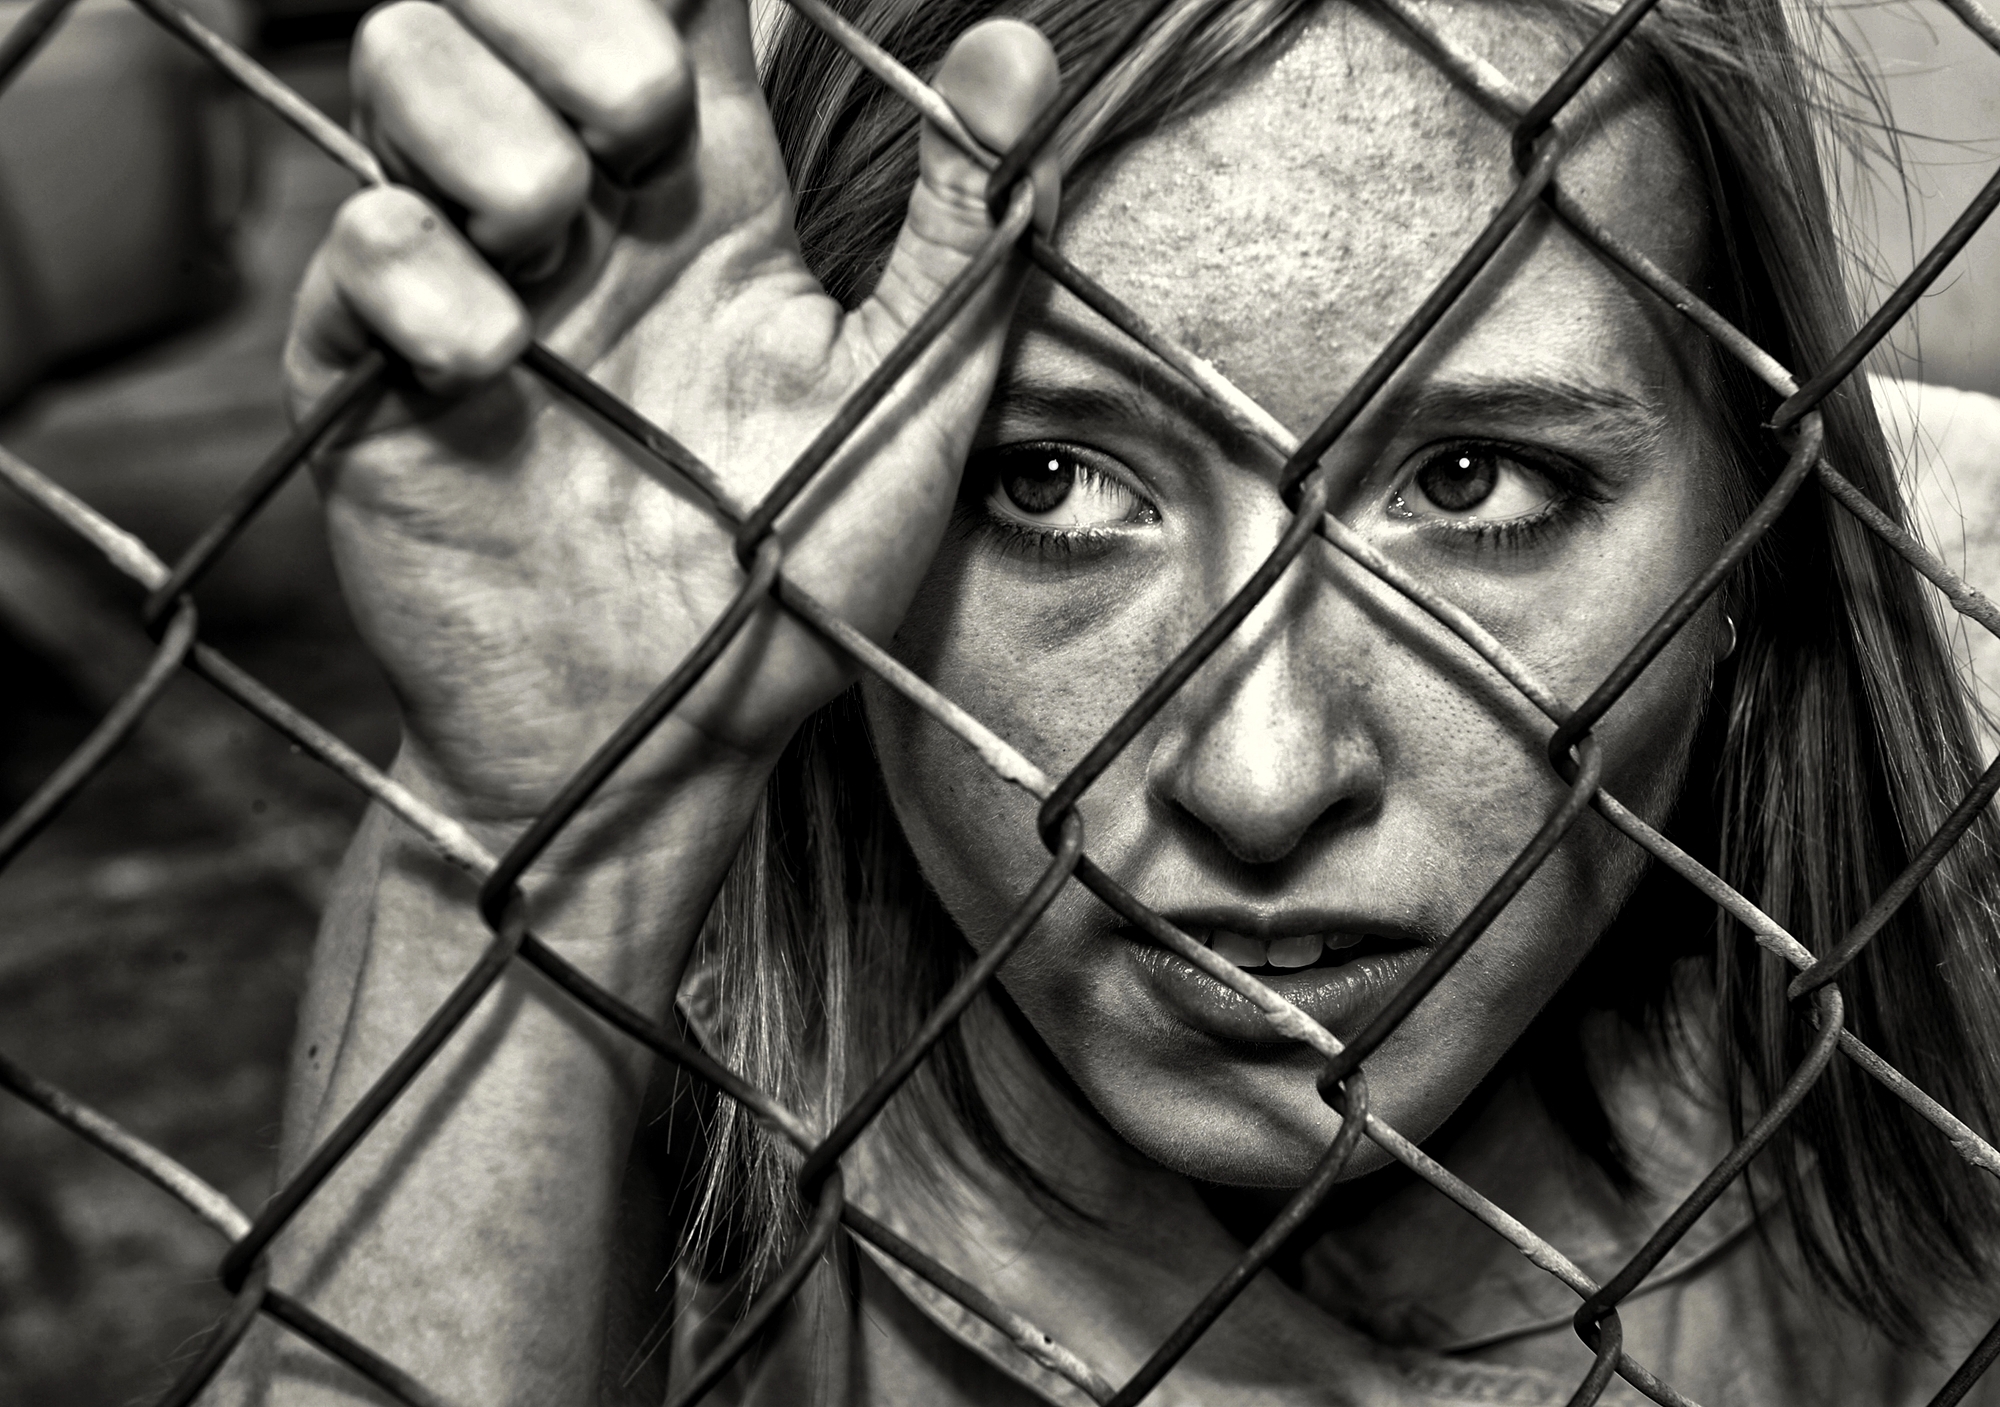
[977,442,1156,534]
[1389,442,1568,530]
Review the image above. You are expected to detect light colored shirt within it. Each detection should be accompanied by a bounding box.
[666,1025,1999,1406]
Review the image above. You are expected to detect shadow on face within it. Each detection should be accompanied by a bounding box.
[864,0,1732,1186]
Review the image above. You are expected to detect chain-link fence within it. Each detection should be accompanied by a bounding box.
[3,0,2000,1402]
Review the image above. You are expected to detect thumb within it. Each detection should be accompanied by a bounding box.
[855,18,1061,345]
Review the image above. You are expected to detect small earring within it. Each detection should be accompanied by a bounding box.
[1717,610,1738,664]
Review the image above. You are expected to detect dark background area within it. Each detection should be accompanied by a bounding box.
[0,5,392,1403]
[0,1,1993,1404]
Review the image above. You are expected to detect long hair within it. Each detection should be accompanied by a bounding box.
[683,0,2000,1341]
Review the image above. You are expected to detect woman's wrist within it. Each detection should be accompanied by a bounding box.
[392,723,774,871]
[377,737,769,1013]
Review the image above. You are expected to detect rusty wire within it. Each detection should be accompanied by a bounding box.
[2,0,2000,1403]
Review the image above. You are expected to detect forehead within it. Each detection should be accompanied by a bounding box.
[1032,2,1705,435]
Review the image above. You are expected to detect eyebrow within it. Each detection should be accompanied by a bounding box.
[986,366,1669,470]
[1372,373,1668,457]
[983,369,1298,479]
[981,378,1167,438]
[1384,373,1664,433]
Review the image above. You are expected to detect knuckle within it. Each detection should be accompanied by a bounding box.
[583,57,690,156]
[490,146,590,227]
[446,298,530,380]
[911,151,996,242]
[434,344,500,383]
[463,145,587,259]
[351,0,448,83]
[922,155,990,221]
[332,187,440,266]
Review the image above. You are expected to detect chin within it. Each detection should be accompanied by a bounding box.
[1099,1070,1382,1189]
[1101,1035,1494,1191]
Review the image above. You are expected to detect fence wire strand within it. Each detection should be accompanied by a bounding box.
[2,0,1999,1403]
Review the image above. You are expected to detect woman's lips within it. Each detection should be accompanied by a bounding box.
[1122,925,1432,1045]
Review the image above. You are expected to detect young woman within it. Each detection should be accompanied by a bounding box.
[252,0,2000,1402]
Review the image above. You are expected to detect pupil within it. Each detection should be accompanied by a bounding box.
[1003,454,1075,515]
[1418,451,1496,512]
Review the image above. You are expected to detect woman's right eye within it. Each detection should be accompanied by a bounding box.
[976,442,1157,536]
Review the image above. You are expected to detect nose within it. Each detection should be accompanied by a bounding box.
[1151,583,1386,867]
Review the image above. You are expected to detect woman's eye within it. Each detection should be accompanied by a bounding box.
[979,443,1154,532]
[1391,443,1562,525]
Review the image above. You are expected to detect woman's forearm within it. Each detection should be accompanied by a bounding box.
[253,754,763,1407]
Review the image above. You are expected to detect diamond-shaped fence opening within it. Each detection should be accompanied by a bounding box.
[2,0,2000,1403]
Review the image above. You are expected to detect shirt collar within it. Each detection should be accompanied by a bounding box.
[677,988,1756,1399]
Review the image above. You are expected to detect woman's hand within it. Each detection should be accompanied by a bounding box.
[287,0,1058,831]
[246,18,1058,1401]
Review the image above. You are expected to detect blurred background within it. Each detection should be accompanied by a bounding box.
[0,4,394,1402]
[0,1,1992,1403]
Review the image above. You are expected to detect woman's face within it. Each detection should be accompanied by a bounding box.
[863,3,1727,1185]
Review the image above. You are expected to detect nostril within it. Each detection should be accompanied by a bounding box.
[1208,810,1320,866]
[1177,780,1380,868]
[1147,618,1386,867]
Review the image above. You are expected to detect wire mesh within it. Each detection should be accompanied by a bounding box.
[1,0,1998,1403]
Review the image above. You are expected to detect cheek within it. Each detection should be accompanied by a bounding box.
[865,676,1036,947]
[1393,451,1723,820]
[860,541,1165,940]
[1553,465,1726,821]
[1353,455,1725,1062]
[857,428,1723,1181]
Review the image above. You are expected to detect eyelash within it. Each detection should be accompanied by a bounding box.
[985,520,1116,562]
[1392,441,1603,553]
[970,443,1155,561]
[1417,497,1567,552]
[968,439,1601,559]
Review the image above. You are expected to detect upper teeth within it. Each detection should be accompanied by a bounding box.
[1202,930,1363,970]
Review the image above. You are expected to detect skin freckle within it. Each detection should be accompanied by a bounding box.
[867,3,1725,1186]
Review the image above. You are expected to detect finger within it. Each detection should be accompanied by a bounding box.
[287,186,530,405]
[442,0,692,184]
[352,1,590,272]
[859,19,1061,344]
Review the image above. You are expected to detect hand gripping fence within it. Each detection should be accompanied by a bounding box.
[4,0,2000,1402]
